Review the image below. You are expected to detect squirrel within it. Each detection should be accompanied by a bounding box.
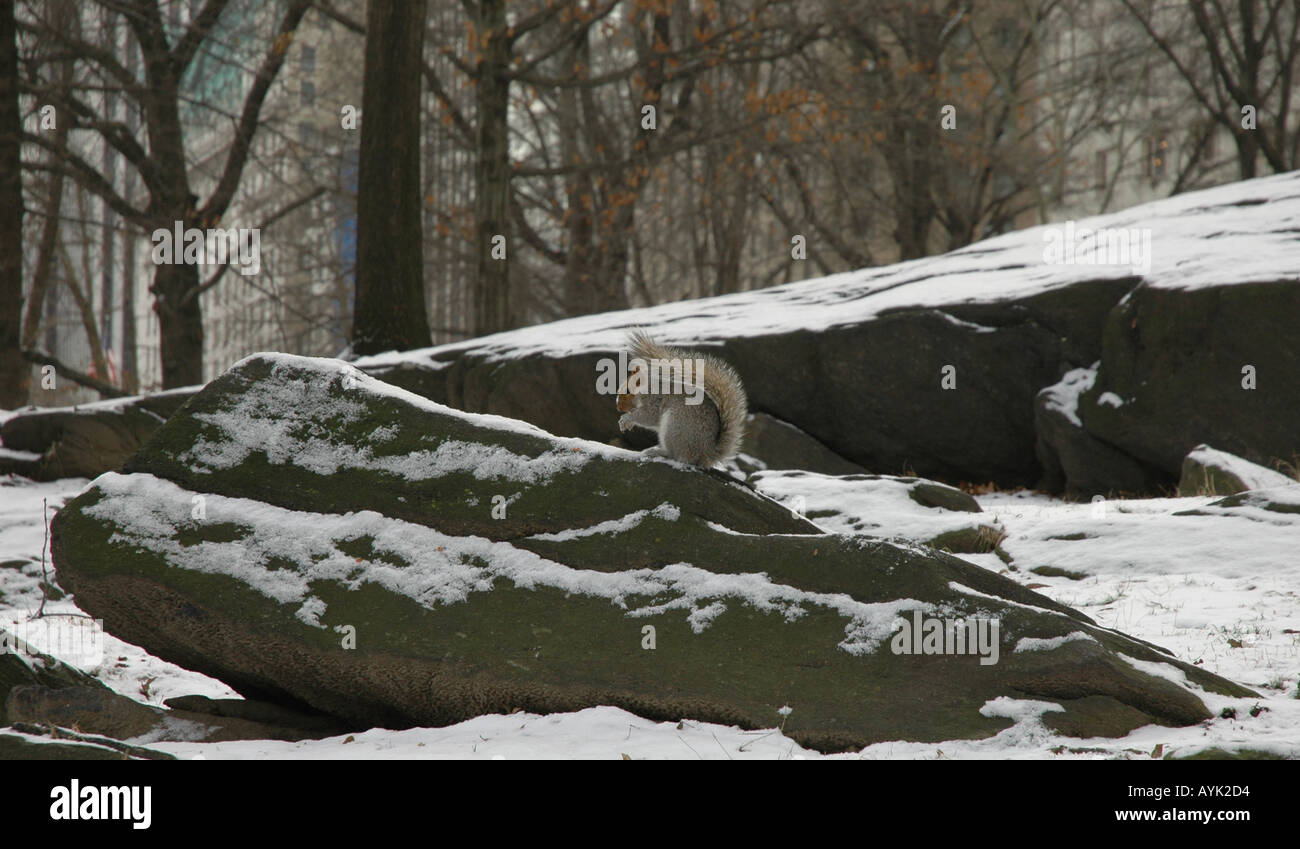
[615,329,748,468]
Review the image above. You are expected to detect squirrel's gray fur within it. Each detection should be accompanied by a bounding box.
[616,329,747,468]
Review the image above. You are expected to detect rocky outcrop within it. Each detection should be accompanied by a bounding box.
[355,173,1300,496]
[10,177,1299,497]
[51,354,1255,752]
[366,279,1134,488]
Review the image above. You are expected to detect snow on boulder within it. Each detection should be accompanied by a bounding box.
[356,171,1300,494]
[51,354,1254,752]
[1178,444,1298,496]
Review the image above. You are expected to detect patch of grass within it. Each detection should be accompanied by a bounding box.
[1273,453,1300,483]
[925,524,1006,554]
[175,521,248,547]
[1029,565,1088,581]
[956,481,1026,496]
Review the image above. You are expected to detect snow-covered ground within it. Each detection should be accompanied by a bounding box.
[3,472,1296,760]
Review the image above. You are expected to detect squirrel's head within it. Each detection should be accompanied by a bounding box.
[616,364,646,410]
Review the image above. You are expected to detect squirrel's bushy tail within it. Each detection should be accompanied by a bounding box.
[626,329,748,466]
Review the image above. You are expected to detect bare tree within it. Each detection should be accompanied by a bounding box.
[18,0,313,389]
[508,0,821,316]
[1121,0,1300,178]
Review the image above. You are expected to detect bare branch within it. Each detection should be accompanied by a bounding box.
[21,349,127,398]
[201,0,312,222]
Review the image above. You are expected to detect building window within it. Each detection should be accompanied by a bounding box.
[302,81,315,106]
[300,45,316,74]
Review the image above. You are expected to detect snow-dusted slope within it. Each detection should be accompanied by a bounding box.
[358,170,1300,365]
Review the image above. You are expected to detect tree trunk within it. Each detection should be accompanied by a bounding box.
[352,0,431,356]
[473,0,513,335]
[1235,129,1259,179]
[121,229,138,393]
[21,122,70,351]
[0,0,27,407]
[152,260,204,387]
[559,57,596,317]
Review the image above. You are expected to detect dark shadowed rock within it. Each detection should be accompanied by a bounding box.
[0,724,174,759]
[6,684,348,743]
[359,279,1134,489]
[0,388,196,481]
[737,412,867,476]
[51,354,1254,753]
[0,627,107,726]
[354,174,1300,495]
[0,732,133,759]
[1033,367,1169,497]
[1080,282,1300,477]
[163,694,348,735]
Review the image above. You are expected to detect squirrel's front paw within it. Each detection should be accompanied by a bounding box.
[618,413,634,432]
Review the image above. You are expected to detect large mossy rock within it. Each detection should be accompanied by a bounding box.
[51,354,1254,753]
